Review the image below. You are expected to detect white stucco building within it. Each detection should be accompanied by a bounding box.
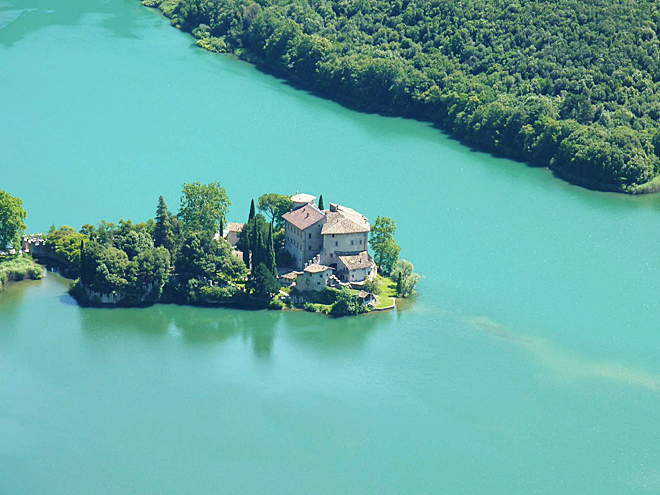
[282,193,377,285]
[223,222,244,247]
[295,264,333,291]
[337,251,376,283]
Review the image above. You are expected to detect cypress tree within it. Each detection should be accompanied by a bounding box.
[242,232,250,267]
[219,217,224,240]
[318,195,324,210]
[249,199,256,222]
[260,228,268,271]
[79,240,85,284]
[267,223,277,277]
[251,217,259,269]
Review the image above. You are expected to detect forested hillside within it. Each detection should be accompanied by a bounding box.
[144,0,660,193]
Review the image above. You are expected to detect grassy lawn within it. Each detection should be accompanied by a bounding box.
[374,276,396,309]
[299,302,333,314]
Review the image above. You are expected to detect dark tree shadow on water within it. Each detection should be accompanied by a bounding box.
[78,301,282,359]
[74,293,418,358]
[78,304,172,339]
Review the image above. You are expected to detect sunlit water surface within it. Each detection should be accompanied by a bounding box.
[2,1,660,493]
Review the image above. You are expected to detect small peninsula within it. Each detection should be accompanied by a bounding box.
[2,185,419,316]
[141,0,660,194]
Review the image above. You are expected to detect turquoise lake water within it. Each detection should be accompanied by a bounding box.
[2,1,660,493]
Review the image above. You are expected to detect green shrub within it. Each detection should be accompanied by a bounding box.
[44,226,86,272]
[268,297,285,310]
[197,36,227,53]
[0,256,44,285]
[68,279,89,303]
[330,287,367,316]
[158,0,178,17]
[362,278,381,295]
[302,302,331,314]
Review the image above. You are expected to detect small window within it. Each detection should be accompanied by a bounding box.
[308,233,311,239]
[330,253,333,258]
[332,234,335,238]
[319,274,322,278]
[335,241,338,246]
[351,240,354,245]
[359,240,362,245]
[317,281,320,285]
[308,246,311,251]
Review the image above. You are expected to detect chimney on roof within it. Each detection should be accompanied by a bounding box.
[329,203,338,212]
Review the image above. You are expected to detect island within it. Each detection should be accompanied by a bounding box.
[141,0,660,194]
[1,185,419,317]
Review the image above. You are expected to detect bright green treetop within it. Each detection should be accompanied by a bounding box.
[154,195,176,257]
[391,259,421,298]
[0,189,27,252]
[370,216,401,275]
[178,182,230,234]
[258,193,292,229]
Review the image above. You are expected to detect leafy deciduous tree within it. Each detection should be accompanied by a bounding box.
[178,181,230,234]
[391,259,420,298]
[0,189,27,252]
[370,216,400,275]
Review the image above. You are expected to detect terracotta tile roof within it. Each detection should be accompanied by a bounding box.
[291,193,316,204]
[304,264,332,273]
[226,222,244,232]
[280,271,303,280]
[338,251,375,270]
[282,204,325,230]
[321,205,370,235]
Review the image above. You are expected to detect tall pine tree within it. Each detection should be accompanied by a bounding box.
[318,195,324,210]
[154,196,175,256]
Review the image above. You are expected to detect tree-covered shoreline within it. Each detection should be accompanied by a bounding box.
[142,0,660,193]
[1,182,419,315]
[34,184,420,315]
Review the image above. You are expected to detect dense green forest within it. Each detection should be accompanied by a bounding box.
[144,0,660,192]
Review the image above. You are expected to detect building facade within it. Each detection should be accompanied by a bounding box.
[296,264,333,291]
[223,222,244,247]
[282,193,376,284]
[337,251,377,283]
[282,195,326,270]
